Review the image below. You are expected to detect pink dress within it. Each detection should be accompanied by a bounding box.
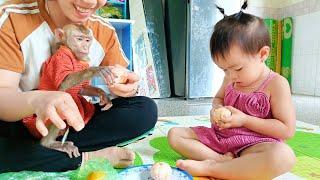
[192,72,280,156]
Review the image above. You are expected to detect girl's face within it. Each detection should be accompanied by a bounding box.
[56,0,107,23]
[214,45,269,88]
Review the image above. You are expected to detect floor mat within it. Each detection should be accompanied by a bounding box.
[1,116,319,179]
[125,115,320,180]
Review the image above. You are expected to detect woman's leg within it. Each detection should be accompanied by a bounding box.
[67,96,158,151]
[168,127,233,162]
[0,121,82,173]
[71,96,158,168]
[176,142,296,180]
[0,96,158,172]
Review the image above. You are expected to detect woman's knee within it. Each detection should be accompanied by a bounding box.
[131,96,158,133]
[136,96,157,118]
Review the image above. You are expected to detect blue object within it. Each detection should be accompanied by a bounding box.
[91,19,134,98]
[108,19,133,70]
[119,164,193,180]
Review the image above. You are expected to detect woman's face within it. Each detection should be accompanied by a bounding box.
[56,0,107,23]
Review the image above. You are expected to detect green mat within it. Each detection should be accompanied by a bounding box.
[1,116,320,179]
[128,116,320,179]
[287,131,320,179]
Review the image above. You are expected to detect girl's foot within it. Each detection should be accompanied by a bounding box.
[176,159,217,177]
[217,152,234,162]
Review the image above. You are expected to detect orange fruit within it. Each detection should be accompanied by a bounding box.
[87,171,107,180]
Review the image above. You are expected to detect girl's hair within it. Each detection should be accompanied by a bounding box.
[210,0,270,60]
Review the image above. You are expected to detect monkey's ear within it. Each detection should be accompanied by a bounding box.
[54,28,65,42]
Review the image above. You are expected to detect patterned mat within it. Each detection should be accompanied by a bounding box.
[125,115,320,180]
[1,116,319,179]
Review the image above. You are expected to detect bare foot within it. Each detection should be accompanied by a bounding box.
[85,147,135,168]
[176,159,217,177]
[46,141,80,158]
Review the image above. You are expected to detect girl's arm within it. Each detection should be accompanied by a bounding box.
[243,75,296,140]
[212,76,229,108]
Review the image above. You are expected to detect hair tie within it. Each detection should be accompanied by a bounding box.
[235,0,248,19]
[215,5,226,17]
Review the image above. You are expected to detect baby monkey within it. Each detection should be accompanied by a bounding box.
[23,24,128,158]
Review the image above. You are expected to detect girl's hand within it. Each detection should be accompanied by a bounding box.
[209,106,222,125]
[30,91,84,137]
[217,106,248,130]
[107,65,140,97]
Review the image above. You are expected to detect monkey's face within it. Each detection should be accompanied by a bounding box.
[67,29,93,61]
[57,0,107,23]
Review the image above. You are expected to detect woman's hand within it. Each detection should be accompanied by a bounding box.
[217,106,248,130]
[105,65,140,97]
[30,91,84,137]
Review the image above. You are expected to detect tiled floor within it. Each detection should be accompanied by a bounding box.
[155,94,320,126]
[154,97,212,117]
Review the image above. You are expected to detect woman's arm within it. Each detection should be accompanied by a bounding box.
[0,69,34,121]
[0,69,85,136]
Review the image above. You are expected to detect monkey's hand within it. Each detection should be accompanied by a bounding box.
[79,86,112,110]
[97,88,113,111]
[97,66,115,86]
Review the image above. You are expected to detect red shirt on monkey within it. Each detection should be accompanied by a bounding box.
[23,45,96,139]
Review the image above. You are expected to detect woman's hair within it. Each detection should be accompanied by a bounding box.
[210,0,270,60]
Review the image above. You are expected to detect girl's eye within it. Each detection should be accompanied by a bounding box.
[77,37,83,41]
[236,67,243,71]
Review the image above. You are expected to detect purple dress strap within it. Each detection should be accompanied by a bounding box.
[255,71,277,92]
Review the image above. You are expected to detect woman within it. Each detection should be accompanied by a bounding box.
[0,0,157,172]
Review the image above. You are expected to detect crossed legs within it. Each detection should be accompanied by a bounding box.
[167,127,296,180]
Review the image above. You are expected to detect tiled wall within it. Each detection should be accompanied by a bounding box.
[292,10,320,96]
[246,0,320,96]
[246,0,320,125]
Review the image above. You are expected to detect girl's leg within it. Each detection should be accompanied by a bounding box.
[168,127,233,162]
[176,142,296,180]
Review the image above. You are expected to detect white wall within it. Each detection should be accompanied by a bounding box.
[292,10,320,96]
[245,0,320,97]
[224,0,320,124]
[250,0,304,8]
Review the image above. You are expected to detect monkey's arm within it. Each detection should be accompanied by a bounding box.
[79,86,112,109]
[79,85,106,97]
[40,124,60,147]
[59,66,112,91]
[59,67,100,91]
